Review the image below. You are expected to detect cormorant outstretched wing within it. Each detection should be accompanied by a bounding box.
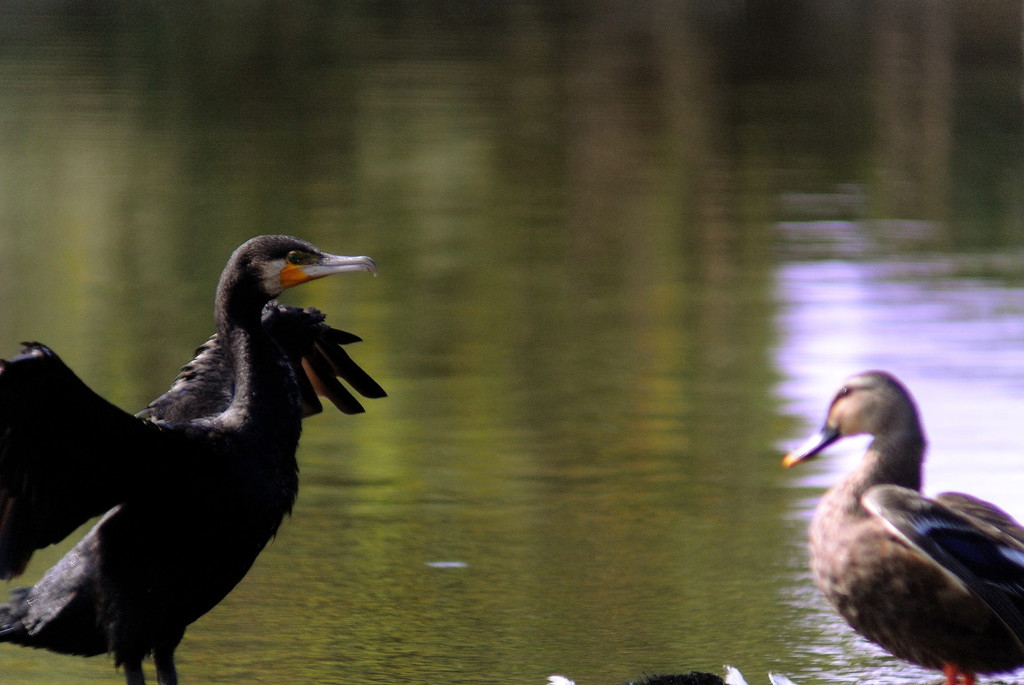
[0,343,185,580]
[140,304,386,422]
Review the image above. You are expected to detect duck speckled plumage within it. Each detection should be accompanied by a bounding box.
[784,371,1024,685]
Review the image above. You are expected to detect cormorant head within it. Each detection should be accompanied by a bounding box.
[228,235,377,299]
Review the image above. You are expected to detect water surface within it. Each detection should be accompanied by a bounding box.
[0,3,1022,684]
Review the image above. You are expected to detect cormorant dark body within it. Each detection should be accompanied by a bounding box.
[141,303,385,422]
[0,235,383,685]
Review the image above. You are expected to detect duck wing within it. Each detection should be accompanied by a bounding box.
[933,492,1024,547]
[863,484,1024,647]
[140,304,385,422]
[0,343,189,580]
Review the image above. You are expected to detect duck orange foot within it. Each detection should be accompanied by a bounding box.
[942,664,975,685]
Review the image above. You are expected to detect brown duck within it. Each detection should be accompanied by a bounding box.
[784,371,1024,685]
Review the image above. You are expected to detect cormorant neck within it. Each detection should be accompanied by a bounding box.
[214,268,300,433]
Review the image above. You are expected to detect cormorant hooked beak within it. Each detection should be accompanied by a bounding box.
[782,424,841,467]
[280,253,377,288]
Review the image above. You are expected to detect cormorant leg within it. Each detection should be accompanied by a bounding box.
[124,660,146,685]
[154,643,178,685]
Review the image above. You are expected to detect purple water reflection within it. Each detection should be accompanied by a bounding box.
[777,257,1024,517]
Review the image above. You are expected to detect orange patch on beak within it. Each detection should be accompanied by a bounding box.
[279,263,312,288]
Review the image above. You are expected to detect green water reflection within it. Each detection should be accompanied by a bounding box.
[0,2,1021,684]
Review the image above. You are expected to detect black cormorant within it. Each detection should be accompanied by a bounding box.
[0,235,383,685]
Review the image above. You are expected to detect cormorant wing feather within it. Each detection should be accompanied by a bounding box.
[141,304,385,422]
[314,336,387,400]
[265,305,386,416]
[137,335,232,423]
[0,343,184,580]
[863,484,1024,648]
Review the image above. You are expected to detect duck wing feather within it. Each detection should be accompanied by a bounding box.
[863,484,1024,648]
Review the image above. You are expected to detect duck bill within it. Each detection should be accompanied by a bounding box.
[783,425,841,467]
[281,254,378,287]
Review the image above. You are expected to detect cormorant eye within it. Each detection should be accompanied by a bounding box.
[286,250,306,265]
